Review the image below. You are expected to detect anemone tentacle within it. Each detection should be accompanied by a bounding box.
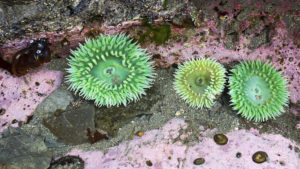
[173,58,226,108]
[228,60,289,122]
[66,34,155,107]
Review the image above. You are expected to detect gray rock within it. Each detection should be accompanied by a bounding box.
[44,136,63,148]
[36,88,74,114]
[249,27,270,49]
[0,3,6,25]
[43,103,95,145]
[226,21,240,35]
[244,18,264,36]
[224,33,238,50]
[2,156,51,169]
[236,8,250,21]
[0,0,34,5]
[0,134,50,169]
[1,126,25,138]
[283,13,300,34]
[0,1,38,25]
[171,13,193,27]
[0,0,194,43]
[48,156,84,169]
[264,3,276,14]
[94,83,161,136]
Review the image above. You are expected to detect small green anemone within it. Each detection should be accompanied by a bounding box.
[229,60,289,122]
[66,34,155,107]
[173,58,226,108]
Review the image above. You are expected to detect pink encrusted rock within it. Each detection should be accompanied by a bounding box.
[68,118,300,169]
[0,69,64,132]
[0,20,151,61]
[146,25,300,113]
[1,19,298,106]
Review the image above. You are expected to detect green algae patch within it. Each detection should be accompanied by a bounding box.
[162,0,169,8]
[138,19,171,45]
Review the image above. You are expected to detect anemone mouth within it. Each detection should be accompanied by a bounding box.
[66,34,155,107]
[173,58,226,108]
[229,60,289,122]
[90,58,130,86]
[245,75,271,105]
[188,71,211,94]
[103,67,115,76]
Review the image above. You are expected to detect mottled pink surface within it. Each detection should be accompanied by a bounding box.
[146,26,300,107]
[0,69,64,132]
[137,21,300,117]
[68,118,300,169]
[1,18,299,114]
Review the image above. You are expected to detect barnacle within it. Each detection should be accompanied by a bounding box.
[66,34,155,107]
[213,134,228,145]
[252,151,268,163]
[228,60,289,122]
[173,58,226,108]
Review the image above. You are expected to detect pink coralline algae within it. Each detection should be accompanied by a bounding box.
[1,18,299,114]
[0,21,146,61]
[145,25,300,114]
[0,69,63,132]
[67,118,300,169]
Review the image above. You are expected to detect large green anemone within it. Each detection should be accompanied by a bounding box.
[66,34,155,107]
[228,60,289,122]
[173,58,226,108]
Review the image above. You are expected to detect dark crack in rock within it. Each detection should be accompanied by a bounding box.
[43,103,95,145]
[0,133,51,169]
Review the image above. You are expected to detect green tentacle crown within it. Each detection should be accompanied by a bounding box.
[229,60,289,122]
[173,58,226,108]
[66,34,155,107]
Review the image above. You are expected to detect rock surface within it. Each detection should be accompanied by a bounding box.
[0,0,299,168]
[0,133,51,169]
[0,69,64,132]
[67,119,300,169]
[43,102,95,145]
[35,87,74,114]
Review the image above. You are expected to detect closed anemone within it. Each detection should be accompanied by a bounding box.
[173,58,226,108]
[66,34,155,107]
[228,60,289,122]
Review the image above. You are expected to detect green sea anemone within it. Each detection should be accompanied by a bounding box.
[173,58,226,108]
[228,60,289,122]
[66,34,155,107]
